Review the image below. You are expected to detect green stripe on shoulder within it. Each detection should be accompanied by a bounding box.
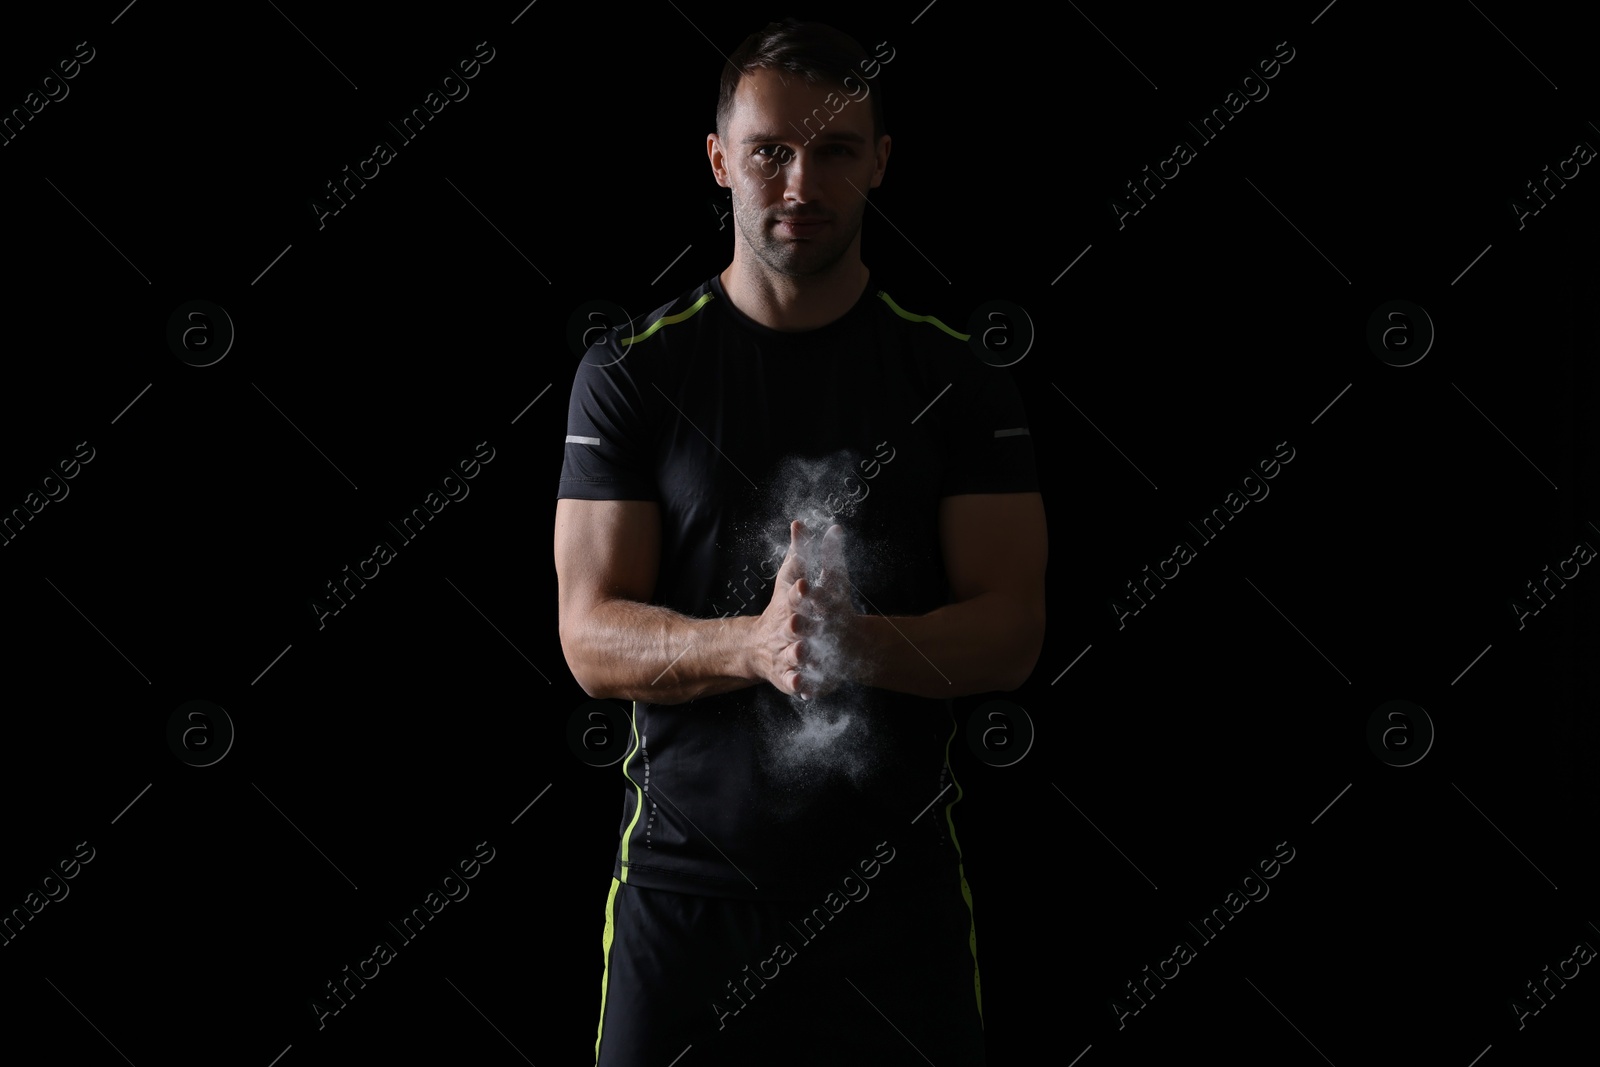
[620,291,716,347]
[877,290,971,342]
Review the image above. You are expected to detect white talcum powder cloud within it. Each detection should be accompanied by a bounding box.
[738,451,885,791]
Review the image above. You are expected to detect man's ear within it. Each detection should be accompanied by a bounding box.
[870,134,891,189]
[707,132,732,188]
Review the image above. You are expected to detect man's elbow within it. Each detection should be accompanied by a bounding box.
[993,660,1035,693]
[568,660,615,701]
[572,664,608,700]
[995,600,1046,691]
[563,659,611,700]
[558,616,607,699]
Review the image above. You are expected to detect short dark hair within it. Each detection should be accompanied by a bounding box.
[716,19,886,142]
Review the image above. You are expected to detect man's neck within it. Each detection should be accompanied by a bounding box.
[719,258,870,333]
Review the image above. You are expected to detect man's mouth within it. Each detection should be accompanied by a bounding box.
[776,217,828,235]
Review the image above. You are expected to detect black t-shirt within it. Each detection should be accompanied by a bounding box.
[558,271,1038,901]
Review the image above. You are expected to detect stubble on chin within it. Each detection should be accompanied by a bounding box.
[759,216,860,278]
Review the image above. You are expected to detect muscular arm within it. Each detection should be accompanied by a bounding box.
[555,499,813,705]
[555,498,755,703]
[557,493,1045,705]
[841,492,1047,699]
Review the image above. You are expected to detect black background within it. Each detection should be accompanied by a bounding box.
[1,2,1594,1064]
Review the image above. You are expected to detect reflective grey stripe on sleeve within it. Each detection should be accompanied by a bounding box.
[566,435,601,445]
[994,428,1029,438]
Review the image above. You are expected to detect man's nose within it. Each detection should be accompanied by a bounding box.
[783,151,822,203]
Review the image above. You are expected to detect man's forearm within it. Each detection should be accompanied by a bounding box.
[846,592,1044,699]
[562,600,757,704]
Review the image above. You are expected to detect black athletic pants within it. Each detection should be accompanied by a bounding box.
[593,864,985,1066]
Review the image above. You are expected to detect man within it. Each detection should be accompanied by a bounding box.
[555,18,1046,1065]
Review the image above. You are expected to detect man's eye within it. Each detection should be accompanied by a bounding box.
[757,146,791,161]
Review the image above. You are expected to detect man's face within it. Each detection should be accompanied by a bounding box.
[711,66,890,278]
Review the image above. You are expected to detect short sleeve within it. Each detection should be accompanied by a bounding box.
[938,360,1040,496]
[556,333,659,502]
